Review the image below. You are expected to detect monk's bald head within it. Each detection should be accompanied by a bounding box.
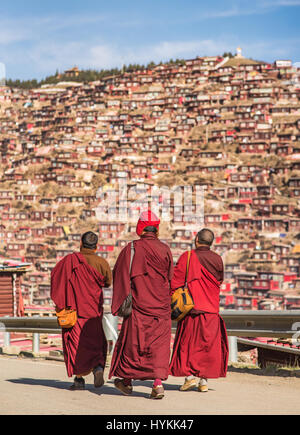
[81,231,98,250]
[195,228,214,247]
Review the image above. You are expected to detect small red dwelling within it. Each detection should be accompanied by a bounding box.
[56,195,72,204]
[27,243,47,254]
[234,294,257,310]
[289,219,300,231]
[252,197,273,208]
[204,214,222,226]
[285,294,300,309]
[263,218,288,232]
[273,244,290,258]
[173,228,194,240]
[257,185,275,196]
[288,177,300,188]
[252,197,272,216]
[239,141,269,153]
[0,190,13,200]
[81,209,96,219]
[99,222,126,239]
[56,174,76,185]
[250,250,276,262]
[31,228,45,238]
[212,188,226,198]
[220,220,236,230]
[226,186,239,198]
[238,186,257,198]
[289,188,300,197]
[228,202,246,212]
[97,244,115,258]
[237,277,272,296]
[219,293,235,309]
[0,269,27,317]
[252,174,267,185]
[229,173,250,183]
[179,148,198,158]
[237,218,261,231]
[272,203,293,215]
[280,256,300,274]
[1,212,28,221]
[31,210,52,222]
[15,194,40,202]
[45,226,64,237]
[6,243,26,258]
[230,241,257,250]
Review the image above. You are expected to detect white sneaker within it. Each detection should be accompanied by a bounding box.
[198,377,208,393]
[179,377,197,391]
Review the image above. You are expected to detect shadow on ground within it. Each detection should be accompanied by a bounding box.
[5,378,163,398]
[6,377,216,395]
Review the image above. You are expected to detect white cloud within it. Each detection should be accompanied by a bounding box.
[268,0,300,5]
[8,36,298,79]
[200,0,300,21]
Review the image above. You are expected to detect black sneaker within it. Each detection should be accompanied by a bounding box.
[69,376,85,390]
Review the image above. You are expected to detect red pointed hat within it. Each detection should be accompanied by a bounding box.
[136,210,160,236]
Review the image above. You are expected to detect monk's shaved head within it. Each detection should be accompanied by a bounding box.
[81,231,98,250]
[196,228,214,246]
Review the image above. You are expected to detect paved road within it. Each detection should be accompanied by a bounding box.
[1,355,300,415]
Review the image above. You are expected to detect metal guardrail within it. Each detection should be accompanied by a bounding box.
[219,310,300,339]
[0,310,300,361]
[237,337,300,356]
[0,313,119,354]
[0,317,61,334]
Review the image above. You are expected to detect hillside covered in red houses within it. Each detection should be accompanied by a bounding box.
[1,49,300,313]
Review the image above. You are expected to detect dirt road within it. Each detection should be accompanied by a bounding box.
[1,355,300,415]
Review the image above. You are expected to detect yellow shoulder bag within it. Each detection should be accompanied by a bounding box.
[171,250,194,322]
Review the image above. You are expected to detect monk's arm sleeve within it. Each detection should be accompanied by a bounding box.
[50,256,74,310]
[170,251,188,295]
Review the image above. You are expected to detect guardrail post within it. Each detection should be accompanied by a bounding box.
[102,314,118,354]
[32,333,40,354]
[4,332,10,347]
[228,336,238,363]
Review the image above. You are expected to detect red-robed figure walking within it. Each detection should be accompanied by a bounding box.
[169,228,228,392]
[109,211,174,399]
[51,231,112,390]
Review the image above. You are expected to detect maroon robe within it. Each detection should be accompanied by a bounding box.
[169,249,228,379]
[51,252,107,377]
[109,233,174,381]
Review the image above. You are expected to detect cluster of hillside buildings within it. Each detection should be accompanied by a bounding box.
[0,49,300,313]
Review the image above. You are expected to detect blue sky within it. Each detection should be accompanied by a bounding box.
[1,0,300,80]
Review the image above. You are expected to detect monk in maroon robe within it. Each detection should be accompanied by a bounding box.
[109,211,174,399]
[51,231,112,390]
[169,228,228,392]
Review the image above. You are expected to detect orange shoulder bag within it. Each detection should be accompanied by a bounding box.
[171,250,194,322]
[56,308,77,328]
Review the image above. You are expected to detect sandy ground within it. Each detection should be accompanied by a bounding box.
[0,354,300,416]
